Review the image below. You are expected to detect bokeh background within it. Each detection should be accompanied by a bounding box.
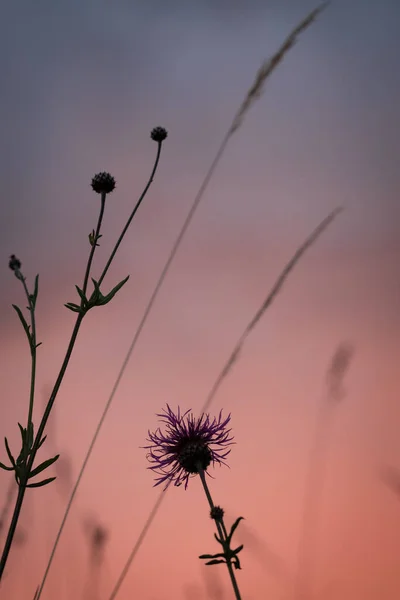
[0,1,399,598]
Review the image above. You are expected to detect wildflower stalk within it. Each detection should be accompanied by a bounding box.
[82,191,106,294]
[33,132,166,600]
[19,274,38,430]
[0,192,106,578]
[198,468,242,600]
[0,133,165,581]
[98,140,162,286]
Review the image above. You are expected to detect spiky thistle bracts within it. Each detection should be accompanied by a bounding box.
[144,405,234,490]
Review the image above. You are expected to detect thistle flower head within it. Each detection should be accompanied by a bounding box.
[144,405,234,490]
[91,172,116,194]
[150,126,168,143]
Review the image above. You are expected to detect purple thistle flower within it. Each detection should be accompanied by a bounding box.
[144,404,234,490]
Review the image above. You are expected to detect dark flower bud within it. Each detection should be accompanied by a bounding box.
[9,254,21,272]
[210,506,224,521]
[91,172,116,194]
[150,127,168,143]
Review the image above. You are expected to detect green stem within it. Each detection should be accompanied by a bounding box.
[98,141,162,286]
[20,276,37,433]
[198,469,242,600]
[0,197,107,580]
[82,192,106,295]
[35,143,164,600]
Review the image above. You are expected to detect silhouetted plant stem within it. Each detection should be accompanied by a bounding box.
[98,141,162,286]
[83,191,107,294]
[33,142,164,600]
[198,469,242,600]
[19,275,38,430]
[0,191,107,578]
[0,314,84,579]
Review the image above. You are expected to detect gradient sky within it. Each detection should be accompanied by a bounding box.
[0,1,399,599]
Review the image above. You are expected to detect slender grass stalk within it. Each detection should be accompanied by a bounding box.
[37,5,329,597]
[106,207,342,600]
[198,468,242,600]
[294,343,354,600]
[0,139,163,580]
[107,489,168,600]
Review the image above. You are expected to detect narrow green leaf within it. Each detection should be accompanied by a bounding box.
[35,342,42,349]
[65,302,82,313]
[227,516,244,543]
[199,554,216,559]
[214,533,223,545]
[18,423,26,445]
[12,305,31,343]
[32,274,39,306]
[0,462,14,471]
[25,476,56,488]
[75,285,88,306]
[37,435,47,449]
[90,278,101,300]
[205,559,225,566]
[28,454,59,479]
[232,557,241,570]
[4,438,16,467]
[98,275,130,306]
[232,544,244,555]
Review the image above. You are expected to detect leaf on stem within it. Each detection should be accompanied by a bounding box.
[227,517,244,543]
[89,275,130,307]
[4,437,16,467]
[64,302,84,314]
[37,436,47,449]
[18,423,26,446]
[75,285,88,307]
[25,476,56,489]
[31,274,39,308]
[12,305,31,344]
[28,454,60,479]
[0,462,14,471]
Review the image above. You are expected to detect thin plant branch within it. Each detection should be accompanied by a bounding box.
[198,468,242,600]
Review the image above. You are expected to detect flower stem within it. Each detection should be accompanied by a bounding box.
[98,141,162,287]
[198,469,242,600]
[20,275,37,435]
[0,197,107,580]
[34,143,164,600]
[82,191,106,295]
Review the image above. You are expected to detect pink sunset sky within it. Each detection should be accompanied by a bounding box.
[0,1,399,599]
